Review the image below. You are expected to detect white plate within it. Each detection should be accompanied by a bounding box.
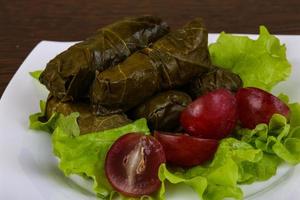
[1,34,300,200]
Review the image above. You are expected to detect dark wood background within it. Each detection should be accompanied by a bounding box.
[1,0,300,98]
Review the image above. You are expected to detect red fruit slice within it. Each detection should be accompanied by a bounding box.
[180,89,238,139]
[236,87,290,129]
[105,133,166,197]
[154,131,219,167]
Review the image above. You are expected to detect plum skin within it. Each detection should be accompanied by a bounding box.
[180,89,238,140]
[154,131,219,167]
[236,87,290,129]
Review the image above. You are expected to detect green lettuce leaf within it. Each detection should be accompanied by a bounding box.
[289,102,300,129]
[29,100,59,133]
[209,26,291,91]
[52,116,150,199]
[55,112,80,137]
[29,99,297,200]
[238,153,281,184]
[158,132,296,200]
[236,100,300,165]
[159,164,208,200]
[29,70,43,80]
[29,101,154,199]
[158,138,268,200]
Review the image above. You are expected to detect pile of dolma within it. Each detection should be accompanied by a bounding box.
[40,16,169,101]
[40,16,242,133]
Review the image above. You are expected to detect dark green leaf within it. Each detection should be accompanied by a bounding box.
[129,90,191,131]
[40,16,169,100]
[91,18,212,115]
[188,67,243,98]
[46,96,131,134]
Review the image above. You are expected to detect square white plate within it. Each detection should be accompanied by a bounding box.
[1,34,300,200]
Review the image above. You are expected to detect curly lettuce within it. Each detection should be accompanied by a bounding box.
[209,26,291,91]
[157,100,300,200]
[236,100,300,165]
[28,95,300,200]
[29,100,59,133]
[159,138,261,200]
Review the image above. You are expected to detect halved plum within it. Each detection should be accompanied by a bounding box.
[180,89,238,139]
[154,131,219,167]
[105,132,166,197]
[236,87,290,129]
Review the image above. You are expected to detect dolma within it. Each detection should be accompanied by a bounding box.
[188,67,243,98]
[45,96,131,134]
[129,90,192,131]
[91,18,211,115]
[40,16,169,101]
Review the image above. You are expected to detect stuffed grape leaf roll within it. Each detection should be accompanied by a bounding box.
[129,90,192,131]
[91,18,212,115]
[39,16,170,101]
[45,96,131,134]
[188,67,243,98]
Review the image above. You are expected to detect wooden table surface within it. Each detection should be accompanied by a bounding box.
[1,0,300,98]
